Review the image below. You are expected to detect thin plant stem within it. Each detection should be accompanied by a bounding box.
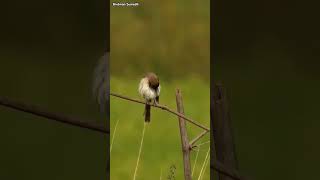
[110,119,120,153]
[133,122,148,180]
[200,151,210,180]
[197,147,210,180]
[192,147,200,177]
[196,141,210,147]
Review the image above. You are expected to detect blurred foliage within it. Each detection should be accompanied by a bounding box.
[110,0,210,82]
[214,0,320,178]
[0,0,107,179]
[0,0,107,58]
[0,58,107,180]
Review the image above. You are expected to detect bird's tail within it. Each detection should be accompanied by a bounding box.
[145,104,151,123]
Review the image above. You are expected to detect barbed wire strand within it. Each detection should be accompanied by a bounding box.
[190,130,209,146]
[110,93,210,131]
[0,95,249,180]
[0,96,107,133]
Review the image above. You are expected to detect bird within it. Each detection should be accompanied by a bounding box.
[138,72,161,123]
[92,52,110,175]
[92,52,109,113]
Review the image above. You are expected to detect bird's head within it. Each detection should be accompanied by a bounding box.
[146,72,159,90]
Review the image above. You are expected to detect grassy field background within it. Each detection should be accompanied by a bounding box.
[110,0,210,179]
[110,77,210,180]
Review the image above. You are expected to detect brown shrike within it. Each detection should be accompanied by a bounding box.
[93,52,109,113]
[138,72,160,123]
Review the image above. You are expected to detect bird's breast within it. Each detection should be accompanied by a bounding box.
[139,78,158,100]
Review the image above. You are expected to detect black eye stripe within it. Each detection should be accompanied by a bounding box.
[149,84,159,90]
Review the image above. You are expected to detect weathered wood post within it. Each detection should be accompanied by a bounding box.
[176,89,192,180]
[213,83,239,180]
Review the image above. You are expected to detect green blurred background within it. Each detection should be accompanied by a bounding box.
[213,0,320,179]
[0,0,108,179]
[110,0,210,179]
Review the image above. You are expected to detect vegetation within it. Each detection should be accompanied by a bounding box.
[110,77,210,179]
[110,0,210,82]
[110,0,210,179]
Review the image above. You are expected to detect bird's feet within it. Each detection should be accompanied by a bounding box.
[153,100,158,106]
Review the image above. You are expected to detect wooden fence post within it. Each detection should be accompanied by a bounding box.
[213,83,238,180]
[176,89,192,180]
